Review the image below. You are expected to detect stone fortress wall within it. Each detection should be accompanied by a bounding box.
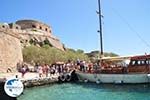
[16,20,52,36]
[0,19,65,72]
[0,23,22,72]
[0,19,64,50]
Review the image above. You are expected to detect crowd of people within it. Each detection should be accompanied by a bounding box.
[16,59,100,78]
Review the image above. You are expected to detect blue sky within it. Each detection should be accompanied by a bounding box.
[1,0,150,56]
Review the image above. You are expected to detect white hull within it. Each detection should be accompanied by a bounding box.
[76,72,150,84]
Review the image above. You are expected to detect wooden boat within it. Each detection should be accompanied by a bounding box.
[76,0,150,84]
[76,55,150,83]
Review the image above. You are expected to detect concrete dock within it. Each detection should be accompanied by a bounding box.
[0,72,59,88]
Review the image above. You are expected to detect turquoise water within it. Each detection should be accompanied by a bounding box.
[18,83,150,100]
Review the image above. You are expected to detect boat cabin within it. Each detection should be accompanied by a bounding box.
[100,55,150,74]
[128,55,150,73]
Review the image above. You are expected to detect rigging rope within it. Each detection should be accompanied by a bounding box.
[109,6,150,49]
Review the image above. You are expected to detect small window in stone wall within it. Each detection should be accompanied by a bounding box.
[2,25,5,28]
[32,25,36,28]
[45,28,48,31]
[40,26,42,30]
[25,40,28,43]
[16,26,18,29]
[49,30,51,33]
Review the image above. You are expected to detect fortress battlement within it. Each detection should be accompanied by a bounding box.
[0,19,65,71]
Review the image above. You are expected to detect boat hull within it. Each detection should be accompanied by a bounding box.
[76,72,150,83]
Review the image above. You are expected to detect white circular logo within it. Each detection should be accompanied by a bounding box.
[4,78,24,97]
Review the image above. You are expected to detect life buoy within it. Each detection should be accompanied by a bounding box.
[84,79,88,83]
[60,75,65,82]
[65,74,71,82]
[147,74,150,78]
[114,80,123,84]
[96,79,101,84]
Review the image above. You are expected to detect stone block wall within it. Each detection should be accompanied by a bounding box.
[0,31,23,72]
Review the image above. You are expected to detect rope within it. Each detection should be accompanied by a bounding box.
[109,6,150,49]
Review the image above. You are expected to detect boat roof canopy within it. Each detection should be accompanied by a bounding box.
[101,54,150,61]
[130,54,150,60]
[101,56,130,61]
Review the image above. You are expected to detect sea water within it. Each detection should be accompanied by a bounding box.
[18,83,150,100]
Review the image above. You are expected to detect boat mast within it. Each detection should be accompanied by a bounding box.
[98,0,103,58]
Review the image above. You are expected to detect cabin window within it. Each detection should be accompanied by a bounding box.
[141,60,145,65]
[137,61,141,65]
[146,60,149,64]
[131,61,136,65]
[148,60,150,65]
